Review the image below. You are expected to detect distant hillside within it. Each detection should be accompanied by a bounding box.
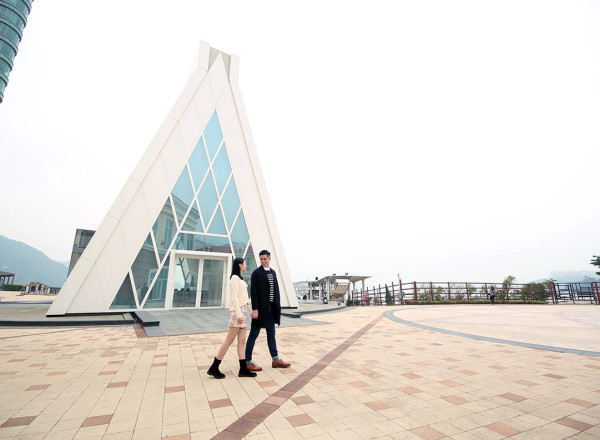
[548,270,600,283]
[0,235,68,287]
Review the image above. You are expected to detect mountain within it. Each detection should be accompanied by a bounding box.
[0,235,68,287]
[548,270,600,283]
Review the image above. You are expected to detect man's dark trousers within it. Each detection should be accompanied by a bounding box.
[245,303,278,362]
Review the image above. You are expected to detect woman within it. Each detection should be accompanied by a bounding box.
[207,257,257,379]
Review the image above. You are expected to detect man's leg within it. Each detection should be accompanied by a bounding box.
[265,304,279,360]
[245,325,260,364]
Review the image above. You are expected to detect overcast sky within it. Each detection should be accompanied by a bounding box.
[1,0,599,286]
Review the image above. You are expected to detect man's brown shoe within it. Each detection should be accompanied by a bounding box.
[272,359,291,368]
[247,362,262,372]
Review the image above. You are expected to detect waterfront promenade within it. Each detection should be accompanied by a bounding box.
[0,304,599,439]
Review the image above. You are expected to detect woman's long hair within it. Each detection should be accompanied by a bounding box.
[230,257,245,280]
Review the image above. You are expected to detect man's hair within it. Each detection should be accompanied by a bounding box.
[259,250,270,257]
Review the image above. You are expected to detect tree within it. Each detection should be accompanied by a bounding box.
[503,275,516,290]
[591,255,600,276]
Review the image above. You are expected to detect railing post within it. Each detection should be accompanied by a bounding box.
[399,280,403,305]
[429,281,433,301]
[448,282,451,301]
[413,281,417,301]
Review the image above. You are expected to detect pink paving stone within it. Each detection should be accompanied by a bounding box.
[403,373,421,379]
[565,398,596,408]
[499,393,527,402]
[489,365,508,370]
[399,386,423,395]
[152,362,168,367]
[365,359,379,364]
[8,359,26,362]
[0,371,17,375]
[286,413,315,427]
[292,396,315,405]
[443,358,459,362]
[439,380,461,387]
[364,400,391,410]
[28,363,47,367]
[264,396,286,406]
[410,425,446,440]
[0,416,37,428]
[349,381,369,388]
[98,370,117,376]
[555,417,594,431]
[165,386,185,393]
[209,398,233,409]
[584,364,600,370]
[81,414,113,427]
[515,380,539,387]
[442,395,469,405]
[47,371,67,376]
[485,421,522,436]
[359,368,376,375]
[25,384,50,391]
[544,373,567,379]
[258,380,278,388]
[107,381,128,389]
[459,370,478,376]
[162,434,191,440]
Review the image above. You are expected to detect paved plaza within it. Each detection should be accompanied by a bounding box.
[1,304,599,439]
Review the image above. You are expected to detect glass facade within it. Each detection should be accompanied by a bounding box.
[0,0,33,102]
[68,229,96,275]
[109,110,253,310]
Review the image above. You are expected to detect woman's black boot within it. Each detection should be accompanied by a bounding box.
[207,357,225,379]
[238,359,257,377]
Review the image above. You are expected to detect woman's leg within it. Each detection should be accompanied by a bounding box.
[236,328,247,359]
[216,327,238,360]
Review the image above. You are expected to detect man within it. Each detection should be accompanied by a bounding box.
[245,250,291,371]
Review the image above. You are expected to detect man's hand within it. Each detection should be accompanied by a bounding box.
[251,309,258,319]
[237,317,243,324]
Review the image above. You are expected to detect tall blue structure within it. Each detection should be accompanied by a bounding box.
[0,0,33,102]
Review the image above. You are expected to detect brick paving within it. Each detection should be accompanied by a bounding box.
[0,304,599,439]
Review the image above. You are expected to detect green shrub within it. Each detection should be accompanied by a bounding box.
[385,286,393,306]
[2,284,25,291]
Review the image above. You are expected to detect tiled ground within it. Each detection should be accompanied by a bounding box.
[1,305,599,439]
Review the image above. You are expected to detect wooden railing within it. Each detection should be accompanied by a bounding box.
[350,281,600,305]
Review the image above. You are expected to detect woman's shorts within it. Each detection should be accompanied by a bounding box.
[229,304,248,328]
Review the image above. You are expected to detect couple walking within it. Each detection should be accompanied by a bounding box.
[207,250,291,379]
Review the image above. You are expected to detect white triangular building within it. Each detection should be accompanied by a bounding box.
[48,42,297,315]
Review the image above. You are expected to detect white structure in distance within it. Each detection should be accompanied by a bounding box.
[48,42,297,315]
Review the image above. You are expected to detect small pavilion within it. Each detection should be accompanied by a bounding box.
[0,271,15,289]
[307,274,371,302]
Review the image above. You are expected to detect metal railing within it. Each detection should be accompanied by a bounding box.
[350,281,600,305]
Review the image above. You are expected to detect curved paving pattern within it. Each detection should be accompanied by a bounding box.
[0,306,599,439]
[384,307,600,358]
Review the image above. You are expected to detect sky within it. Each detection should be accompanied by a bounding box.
[1,0,599,287]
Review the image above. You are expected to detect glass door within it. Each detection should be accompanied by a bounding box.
[173,257,199,308]
[169,253,228,309]
[200,259,225,307]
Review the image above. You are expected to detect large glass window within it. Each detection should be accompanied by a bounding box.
[110,274,137,309]
[208,206,228,235]
[171,165,195,226]
[131,235,158,304]
[197,172,218,229]
[204,111,223,160]
[143,257,169,308]
[188,137,209,190]
[221,178,241,229]
[230,211,249,249]
[212,145,232,195]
